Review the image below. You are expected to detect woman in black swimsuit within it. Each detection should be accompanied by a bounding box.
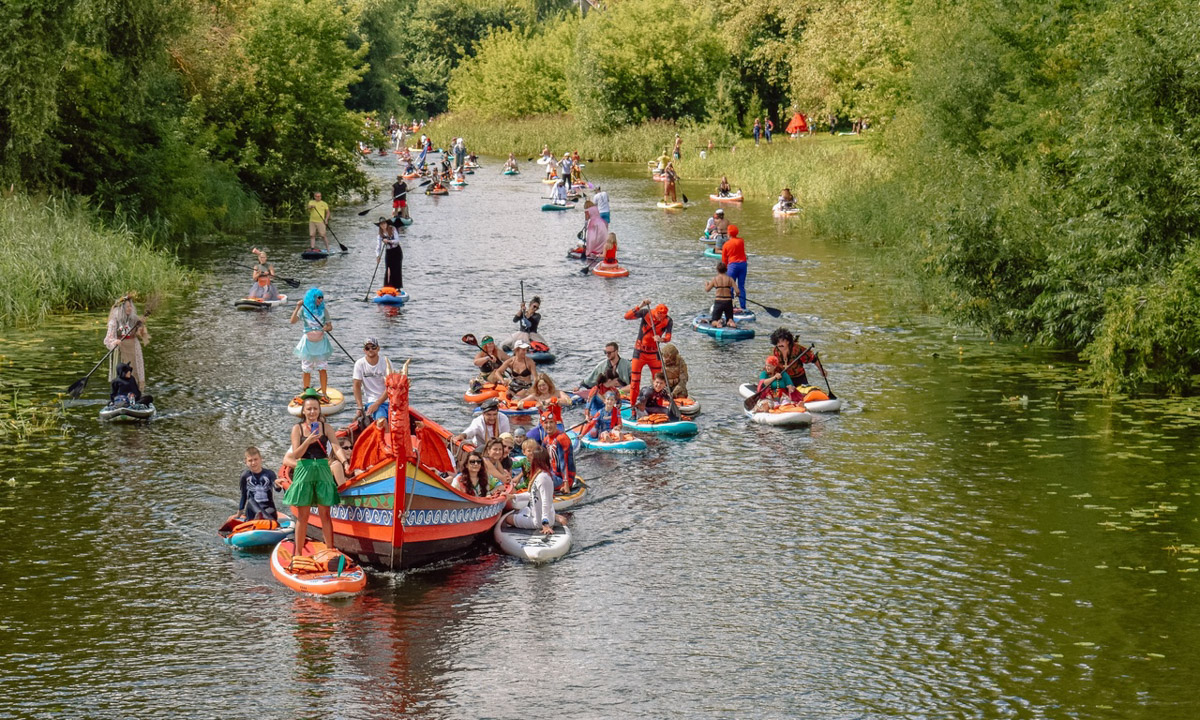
[493,341,538,393]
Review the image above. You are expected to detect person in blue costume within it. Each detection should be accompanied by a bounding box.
[289,287,334,397]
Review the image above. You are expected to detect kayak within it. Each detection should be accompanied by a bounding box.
[745,404,813,427]
[301,249,331,260]
[502,169,519,175]
[579,432,648,452]
[371,288,409,305]
[709,305,756,323]
[426,187,449,196]
[287,387,346,416]
[657,201,684,210]
[219,513,294,550]
[619,407,699,436]
[710,191,744,203]
[593,262,629,278]
[703,247,720,259]
[772,203,801,217]
[270,539,367,597]
[234,294,287,311]
[692,314,755,340]
[738,383,842,413]
[99,402,156,422]
[494,511,572,564]
[542,203,574,212]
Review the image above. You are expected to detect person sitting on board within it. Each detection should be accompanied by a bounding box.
[471,336,509,392]
[635,373,674,419]
[755,355,801,411]
[524,404,576,492]
[504,445,566,535]
[451,451,492,497]
[778,187,797,210]
[602,232,619,266]
[454,169,467,184]
[770,327,817,386]
[249,248,280,301]
[519,373,573,407]
[717,176,732,197]
[353,336,392,423]
[550,177,569,205]
[504,153,518,171]
[109,362,143,407]
[452,397,511,450]
[238,446,279,521]
[624,300,673,414]
[660,343,689,398]
[586,388,624,442]
[506,296,546,350]
[653,148,670,174]
[481,437,513,494]
[402,158,417,175]
[492,341,538,395]
[704,209,722,238]
[705,261,739,328]
[580,341,631,393]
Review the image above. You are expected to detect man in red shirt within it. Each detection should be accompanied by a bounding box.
[623,300,673,414]
[721,224,749,312]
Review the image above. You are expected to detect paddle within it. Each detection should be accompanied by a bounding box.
[746,298,783,318]
[580,257,600,275]
[742,345,811,411]
[238,265,301,288]
[299,303,355,363]
[65,321,142,398]
[462,333,481,349]
[681,193,689,204]
[361,254,382,302]
[326,223,349,253]
[356,180,431,216]
[813,352,837,399]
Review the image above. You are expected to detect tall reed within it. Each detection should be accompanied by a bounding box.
[0,194,191,328]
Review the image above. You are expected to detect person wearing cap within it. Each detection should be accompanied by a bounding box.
[472,335,509,390]
[376,216,403,290]
[558,153,573,187]
[592,185,610,224]
[353,337,393,422]
[452,397,512,450]
[306,191,330,252]
[391,175,410,219]
[524,404,576,492]
[581,341,631,392]
[721,224,749,312]
[705,208,729,250]
[624,300,673,416]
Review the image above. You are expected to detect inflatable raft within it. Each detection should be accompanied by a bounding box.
[619,407,699,436]
[593,262,630,278]
[270,539,367,597]
[710,191,744,203]
[219,514,293,550]
[286,388,346,416]
[494,511,571,564]
[692,315,755,341]
[745,403,813,427]
[99,402,156,422]
[234,294,287,311]
[371,288,409,305]
[738,383,842,413]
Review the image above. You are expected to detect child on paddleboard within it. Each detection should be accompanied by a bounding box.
[238,447,279,521]
[754,356,800,411]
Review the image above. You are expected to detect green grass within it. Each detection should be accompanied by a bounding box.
[0,392,67,442]
[426,112,880,202]
[0,193,192,328]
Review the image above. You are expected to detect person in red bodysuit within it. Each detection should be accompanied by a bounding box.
[624,300,673,417]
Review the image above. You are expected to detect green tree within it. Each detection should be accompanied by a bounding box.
[448,18,575,118]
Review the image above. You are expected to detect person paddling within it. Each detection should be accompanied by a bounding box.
[624,300,673,418]
[249,248,280,301]
[392,175,410,220]
[376,218,403,290]
[104,294,150,390]
[306,192,331,253]
[290,288,333,397]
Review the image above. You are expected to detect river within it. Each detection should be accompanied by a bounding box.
[1,156,1198,719]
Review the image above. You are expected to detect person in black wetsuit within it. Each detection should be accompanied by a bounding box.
[238,447,279,520]
[506,296,546,350]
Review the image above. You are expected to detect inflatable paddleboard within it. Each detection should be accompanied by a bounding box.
[219,513,293,550]
[579,433,648,452]
[705,305,756,323]
[394,216,413,226]
[657,201,684,210]
[234,294,287,311]
[710,191,744,203]
[738,383,842,413]
[286,388,346,416]
[503,169,519,175]
[301,249,330,260]
[703,247,720,259]
[619,407,699,436]
[371,288,409,305]
[99,402,156,422]
[772,203,801,217]
[692,314,755,340]
[450,180,468,187]
[593,262,629,277]
[542,203,574,211]
[494,511,572,564]
[745,404,813,427]
[537,156,552,165]
[270,539,367,597]
[426,187,449,196]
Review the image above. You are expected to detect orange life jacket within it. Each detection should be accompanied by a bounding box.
[232,519,280,534]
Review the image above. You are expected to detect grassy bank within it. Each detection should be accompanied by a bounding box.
[0,194,192,328]
[426,112,885,203]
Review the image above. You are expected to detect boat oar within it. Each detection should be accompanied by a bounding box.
[813,352,837,399]
[746,298,783,318]
[67,340,121,398]
[238,264,301,289]
[742,346,810,411]
[300,303,355,363]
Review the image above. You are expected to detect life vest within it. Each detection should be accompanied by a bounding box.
[288,548,353,574]
[377,286,400,297]
[802,389,829,402]
[232,518,280,534]
[638,413,671,424]
[530,340,550,353]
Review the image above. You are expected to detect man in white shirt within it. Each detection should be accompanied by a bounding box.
[353,336,392,421]
[452,398,511,448]
[592,185,610,224]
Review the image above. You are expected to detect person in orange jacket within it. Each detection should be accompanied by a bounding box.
[624,300,673,416]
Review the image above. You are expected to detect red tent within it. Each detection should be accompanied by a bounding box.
[786,112,809,134]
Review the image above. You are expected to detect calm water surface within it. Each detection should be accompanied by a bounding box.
[2,156,1198,719]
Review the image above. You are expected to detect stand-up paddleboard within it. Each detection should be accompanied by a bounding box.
[738,383,842,413]
[657,201,684,210]
[286,388,346,416]
[494,511,572,564]
[99,402,156,422]
[270,539,367,597]
[692,315,755,341]
[371,288,409,305]
[619,407,699,436]
[234,294,287,311]
[219,513,294,550]
[745,404,813,427]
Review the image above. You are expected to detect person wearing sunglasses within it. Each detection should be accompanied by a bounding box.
[451,451,490,497]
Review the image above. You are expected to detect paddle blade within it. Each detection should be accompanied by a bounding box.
[743,390,762,411]
[763,305,783,318]
[681,194,689,204]
[66,377,88,399]
[281,277,302,288]
[357,208,370,216]
[461,333,479,347]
